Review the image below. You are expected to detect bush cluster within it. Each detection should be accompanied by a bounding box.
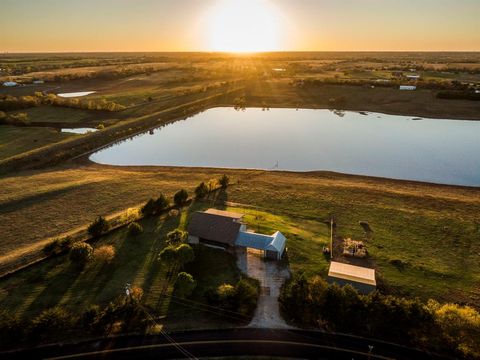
[0,294,147,347]
[43,236,74,256]
[141,194,169,216]
[205,278,260,318]
[0,93,125,112]
[88,216,110,238]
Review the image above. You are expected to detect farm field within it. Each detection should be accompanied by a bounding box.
[1,164,479,307]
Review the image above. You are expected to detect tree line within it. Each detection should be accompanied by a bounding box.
[0,93,125,112]
[280,273,480,359]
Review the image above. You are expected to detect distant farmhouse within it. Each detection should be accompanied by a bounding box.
[327,261,376,294]
[188,209,286,260]
[399,85,416,91]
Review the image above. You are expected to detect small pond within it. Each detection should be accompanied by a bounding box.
[57,91,96,98]
[62,128,97,134]
[90,107,480,187]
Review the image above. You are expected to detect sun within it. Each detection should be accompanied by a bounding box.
[205,0,283,53]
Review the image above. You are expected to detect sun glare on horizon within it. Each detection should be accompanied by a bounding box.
[205,0,283,53]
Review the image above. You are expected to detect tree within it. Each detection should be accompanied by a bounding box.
[155,193,170,211]
[219,174,230,189]
[128,222,143,236]
[88,216,109,238]
[166,229,188,246]
[43,236,73,256]
[175,272,196,298]
[94,245,116,263]
[176,244,195,266]
[158,246,177,267]
[69,242,94,265]
[174,189,189,207]
[194,182,209,199]
[141,198,156,215]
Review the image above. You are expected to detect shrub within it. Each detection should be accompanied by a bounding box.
[88,216,109,237]
[155,194,170,211]
[69,242,94,265]
[219,174,229,189]
[206,278,259,318]
[158,246,177,267]
[43,236,73,256]
[141,198,157,215]
[166,229,188,246]
[94,245,116,263]
[128,222,143,236]
[194,182,209,199]
[174,189,189,206]
[175,272,196,298]
[176,244,195,265]
[141,194,169,215]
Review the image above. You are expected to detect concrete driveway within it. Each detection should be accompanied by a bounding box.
[236,248,292,329]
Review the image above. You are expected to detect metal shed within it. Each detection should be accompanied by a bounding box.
[327,261,376,294]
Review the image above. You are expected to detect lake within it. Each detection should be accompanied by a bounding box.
[90,107,480,187]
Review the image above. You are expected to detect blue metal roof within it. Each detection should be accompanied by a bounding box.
[235,230,286,253]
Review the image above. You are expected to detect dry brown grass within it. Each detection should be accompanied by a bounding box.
[245,80,480,120]
[1,163,480,304]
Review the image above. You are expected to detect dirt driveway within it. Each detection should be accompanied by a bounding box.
[236,248,292,329]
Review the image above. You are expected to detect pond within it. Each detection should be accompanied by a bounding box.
[90,107,480,187]
[57,91,96,98]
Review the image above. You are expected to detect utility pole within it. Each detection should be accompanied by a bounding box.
[330,218,334,259]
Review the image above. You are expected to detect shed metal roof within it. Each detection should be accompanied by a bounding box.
[328,261,376,286]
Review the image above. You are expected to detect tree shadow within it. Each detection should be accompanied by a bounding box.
[24,260,83,316]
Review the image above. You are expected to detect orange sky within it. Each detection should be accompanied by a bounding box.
[1,0,479,52]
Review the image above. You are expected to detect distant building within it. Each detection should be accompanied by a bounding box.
[2,81,17,87]
[187,208,287,260]
[327,261,376,294]
[406,74,420,80]
[399,85,416,91]
[33,80,44,84]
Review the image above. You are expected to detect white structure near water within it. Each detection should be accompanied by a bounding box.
[399,85,416,91]
[2,81,18,87]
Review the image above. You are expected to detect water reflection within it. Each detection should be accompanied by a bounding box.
[90,107,480,186]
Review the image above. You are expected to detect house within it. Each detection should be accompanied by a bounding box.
[187,208,287,260]
[399,85,416,91]
[327,261,376,294]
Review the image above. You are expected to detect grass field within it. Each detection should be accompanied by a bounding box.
[0,208,244,331]
[0,125,75,161]
[22,106,95,124]
[1,164,479,306]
